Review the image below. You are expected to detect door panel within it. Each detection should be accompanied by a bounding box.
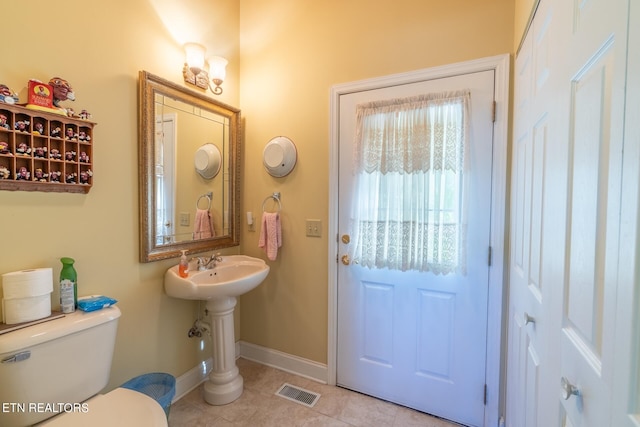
[361,281,393,365]
[337,71,494,427]
[565,45,613,363]
[417,289,455,379]
[525,340,540,427]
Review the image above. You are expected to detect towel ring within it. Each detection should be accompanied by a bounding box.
[197,192,212,210]
[262,192,282,212]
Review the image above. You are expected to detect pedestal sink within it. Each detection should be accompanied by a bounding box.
[164,255,269,405]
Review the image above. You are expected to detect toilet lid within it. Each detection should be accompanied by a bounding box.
[40,387,168,427]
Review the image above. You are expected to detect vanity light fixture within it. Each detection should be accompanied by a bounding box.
[182,43,228,95]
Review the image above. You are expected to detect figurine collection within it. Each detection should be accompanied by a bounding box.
[0,77,92,120]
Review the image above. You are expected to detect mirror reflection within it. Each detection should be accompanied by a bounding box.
[154,93,227,243]
[139,71,240,262]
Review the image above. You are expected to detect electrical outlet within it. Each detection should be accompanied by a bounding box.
[180,212,190,226]
[306,220,322,237]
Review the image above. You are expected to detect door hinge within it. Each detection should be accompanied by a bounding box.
[484,384,488,405]
[488,246,492,267]
[492,101,497,122]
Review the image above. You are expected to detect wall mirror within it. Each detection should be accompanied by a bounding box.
[138,71,240,262]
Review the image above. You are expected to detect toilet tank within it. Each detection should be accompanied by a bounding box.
[0,306,121,427]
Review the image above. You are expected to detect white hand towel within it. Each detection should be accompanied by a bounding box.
[194,209,214,239]
[258,212,282,261]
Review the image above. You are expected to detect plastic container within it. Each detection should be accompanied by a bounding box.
[178,250,189,278]
[120,372,176,419]
[59,257,77,313]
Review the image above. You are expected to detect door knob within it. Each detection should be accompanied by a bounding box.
[341,234,351,244]
[524,312,535,325]
[560,377,580,400]
[341,255,350,265]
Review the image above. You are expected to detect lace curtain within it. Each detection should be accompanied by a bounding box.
[350,91,470,274]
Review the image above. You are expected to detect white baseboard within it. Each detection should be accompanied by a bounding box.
[172,357,212,403]
[238,341,328,384]
[173,341,328,403]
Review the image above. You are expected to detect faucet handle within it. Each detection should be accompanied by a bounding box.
[193,257,206,271]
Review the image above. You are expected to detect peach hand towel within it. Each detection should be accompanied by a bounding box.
[194,209,214,239]
[258,212,282,261]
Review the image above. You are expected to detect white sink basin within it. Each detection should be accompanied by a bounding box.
[164,255,269,300]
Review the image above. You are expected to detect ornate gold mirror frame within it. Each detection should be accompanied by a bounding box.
[138,71,241,262]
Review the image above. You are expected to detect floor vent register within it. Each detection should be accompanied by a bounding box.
[275,383,321,408]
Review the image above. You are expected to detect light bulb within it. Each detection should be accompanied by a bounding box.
[184,43,206,75]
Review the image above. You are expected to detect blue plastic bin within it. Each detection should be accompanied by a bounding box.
[121,372,176,418]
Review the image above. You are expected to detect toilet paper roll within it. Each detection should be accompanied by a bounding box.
[2,294,52,324]
[2,268,53,299]
[3,267,52,284]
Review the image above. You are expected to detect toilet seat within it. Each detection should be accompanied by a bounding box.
[40,387,168,426]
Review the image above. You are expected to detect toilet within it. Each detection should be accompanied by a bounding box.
[0,306,168,427]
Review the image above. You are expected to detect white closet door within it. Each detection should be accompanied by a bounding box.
[508,0,630,425]
[506,1,562,425]
[555,0,628,424]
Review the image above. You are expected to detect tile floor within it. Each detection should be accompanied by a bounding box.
[168,358,461,427]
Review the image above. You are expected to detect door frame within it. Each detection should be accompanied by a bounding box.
[327,54,510,427]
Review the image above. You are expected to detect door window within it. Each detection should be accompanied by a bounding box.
[351,91,470,274]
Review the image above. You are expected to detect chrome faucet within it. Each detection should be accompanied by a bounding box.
[195,253,223,271]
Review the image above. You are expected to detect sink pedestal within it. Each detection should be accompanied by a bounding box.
[163,255,270,405]
[203,297,243,405]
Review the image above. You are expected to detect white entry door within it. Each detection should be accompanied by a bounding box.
[337,70,495,427]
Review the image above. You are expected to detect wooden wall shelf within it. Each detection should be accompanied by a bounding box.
[0,104,96,194]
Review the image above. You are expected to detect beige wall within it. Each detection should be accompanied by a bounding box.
[514,0,538,51]
[0,0,240,390]
[238,0,515,364]
[1,0,514,391]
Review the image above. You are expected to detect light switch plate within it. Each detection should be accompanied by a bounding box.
[180,212,190,226]
[306,220,322,237]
